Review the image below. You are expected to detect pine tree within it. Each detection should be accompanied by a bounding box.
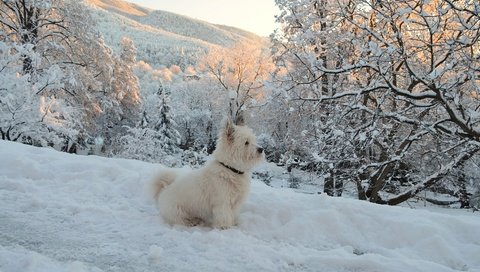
[114,82,181,164]
[154,84,181,155]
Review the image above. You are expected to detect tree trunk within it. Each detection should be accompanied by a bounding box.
[456,166,470,209]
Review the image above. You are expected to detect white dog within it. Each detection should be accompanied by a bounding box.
[151,116,264,228]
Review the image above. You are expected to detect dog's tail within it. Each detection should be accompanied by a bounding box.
[151,169,177,200]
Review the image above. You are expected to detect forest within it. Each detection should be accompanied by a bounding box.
[1,0,479,208]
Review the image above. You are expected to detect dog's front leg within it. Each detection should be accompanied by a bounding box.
[212,205,234,229]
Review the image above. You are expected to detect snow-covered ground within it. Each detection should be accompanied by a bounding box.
[1,140,479,272]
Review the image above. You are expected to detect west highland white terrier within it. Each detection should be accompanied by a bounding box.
[151,116,264,228]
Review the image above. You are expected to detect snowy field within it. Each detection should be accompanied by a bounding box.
[1,140,479,272]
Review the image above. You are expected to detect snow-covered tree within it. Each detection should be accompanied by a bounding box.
[169,75,225,152]
[0,0,141,151]
[114,82,181,164]
[0,0,83,148]
[99,36,142,149]
[273,0,480,205]
[199,41,274,119]
[154,84,181,155]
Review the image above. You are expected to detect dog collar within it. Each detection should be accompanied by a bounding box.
[218,161,244,175]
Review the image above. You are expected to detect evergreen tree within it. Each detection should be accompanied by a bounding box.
[154,84,181,155]
[114,82,181,164]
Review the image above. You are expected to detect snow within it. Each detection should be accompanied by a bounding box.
[1,140,480,272]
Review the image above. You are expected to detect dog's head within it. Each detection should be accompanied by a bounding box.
[213,115,264,172]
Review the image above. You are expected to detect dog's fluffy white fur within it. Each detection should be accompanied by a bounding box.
[151,117,264,228]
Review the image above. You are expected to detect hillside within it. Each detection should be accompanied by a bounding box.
[1,140,479,271]
[85,0,264,67]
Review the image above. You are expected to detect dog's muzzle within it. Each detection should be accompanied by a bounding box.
[257,147,264,153]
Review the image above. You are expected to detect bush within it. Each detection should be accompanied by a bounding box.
[254,170,273,187]
[288,174,301,189]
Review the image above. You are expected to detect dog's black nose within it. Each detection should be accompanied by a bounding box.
[257,147,264,153]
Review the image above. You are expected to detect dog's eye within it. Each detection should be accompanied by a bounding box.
[245,141,249,145]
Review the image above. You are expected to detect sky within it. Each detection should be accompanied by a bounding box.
[125,0,279,37]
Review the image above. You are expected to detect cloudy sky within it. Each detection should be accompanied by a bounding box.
[125,0,279,37]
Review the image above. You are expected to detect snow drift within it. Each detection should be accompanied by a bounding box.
[0,140,479,272]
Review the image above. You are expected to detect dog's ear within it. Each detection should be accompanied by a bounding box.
[222,117,235,142]
[234,112,245,126]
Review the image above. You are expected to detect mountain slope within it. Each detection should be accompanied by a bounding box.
[85,0,264,67]
[1,140,479,271]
